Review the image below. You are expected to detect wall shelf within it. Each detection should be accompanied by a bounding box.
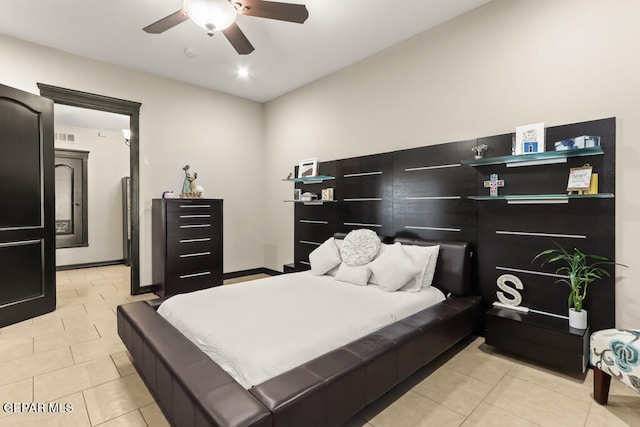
[469,193,614,204]
[462,147,604,168]
[283,175,335,183]
[284,200,337,205]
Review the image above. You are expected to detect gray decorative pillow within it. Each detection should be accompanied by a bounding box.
[340,229,381,267]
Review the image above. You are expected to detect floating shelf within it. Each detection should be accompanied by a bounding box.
[461,147,604,167]
[283,200,337,205]
[283,175,335,183]
[469,193,614,204]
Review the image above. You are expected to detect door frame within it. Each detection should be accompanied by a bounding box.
[37,83,145,295]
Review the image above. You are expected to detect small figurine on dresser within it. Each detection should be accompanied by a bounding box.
[180,164,202,198]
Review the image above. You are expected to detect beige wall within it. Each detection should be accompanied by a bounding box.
[263,0,640,328]
[0,34,266,285]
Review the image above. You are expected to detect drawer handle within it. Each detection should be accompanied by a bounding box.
[180,224,211,229]
[180,271,211,279]
[179,237,211,243]
[180,205,211,208]
[180,251,211,258]
[180,214,211,219]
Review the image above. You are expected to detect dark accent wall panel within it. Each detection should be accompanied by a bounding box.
[336,153,393,236]
[290,118,615,334]
[475,118,615,332]
[392,140,478,245]
[294,161,337,265]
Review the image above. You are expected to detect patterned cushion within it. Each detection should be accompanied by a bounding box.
[591,328,640,394]
[340,229,381,267]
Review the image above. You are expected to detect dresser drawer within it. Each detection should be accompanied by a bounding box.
[166,211,221,237]
[168,270,223,294]
[167,236,219,257]
[165,200,220,212]
[166,247,221,275]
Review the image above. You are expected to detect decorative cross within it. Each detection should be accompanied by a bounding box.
[484,173,505,197]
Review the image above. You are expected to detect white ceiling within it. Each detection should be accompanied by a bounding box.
[0,0,491,103]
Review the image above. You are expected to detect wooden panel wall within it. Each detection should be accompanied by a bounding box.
[392,141,478,244]
[291,117,616,331]
[475,118,615,332]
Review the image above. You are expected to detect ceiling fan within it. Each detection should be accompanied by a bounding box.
[143,0,309,55]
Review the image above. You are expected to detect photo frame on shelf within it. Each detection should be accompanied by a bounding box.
[297,158,318,178]
[567,164,593,193]
[514,122,545,155]
[293,189,301,201]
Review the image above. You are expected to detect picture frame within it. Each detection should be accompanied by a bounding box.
[514,123,545,155]
[321,188,334,201]
[293,188,301,201]
[297,158,318,178]
[567,164,593,193]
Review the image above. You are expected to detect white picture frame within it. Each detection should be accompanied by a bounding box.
[297,158,318,178]
[567,165,593,191]
[567,165,593,192]
[514,123,545,155]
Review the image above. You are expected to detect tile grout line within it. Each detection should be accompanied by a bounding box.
[507,370,592,407]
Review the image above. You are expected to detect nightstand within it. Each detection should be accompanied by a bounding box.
[283,262,310,274]
[485,306,589,373]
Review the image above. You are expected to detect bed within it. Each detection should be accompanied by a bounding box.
[117,235,482,427]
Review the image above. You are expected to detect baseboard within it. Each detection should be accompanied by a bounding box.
[224,267,281,280]
[56,259,125,271]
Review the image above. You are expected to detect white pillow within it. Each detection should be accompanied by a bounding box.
[369,243,420,292]
[324,239,343,277]
[399,245,433,292]
[422,245,440,287]
[368,243,389,286]
[308,238,342,276]
[340,229,381,267]
[334,263,371,286]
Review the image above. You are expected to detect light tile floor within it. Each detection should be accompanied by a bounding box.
[0,265,638,426]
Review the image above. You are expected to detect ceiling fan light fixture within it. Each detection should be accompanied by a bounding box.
[183,0,237,33]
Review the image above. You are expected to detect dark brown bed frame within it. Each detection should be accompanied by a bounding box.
[117,236,482,427]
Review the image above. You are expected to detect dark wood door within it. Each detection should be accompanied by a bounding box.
[0,83,55,327]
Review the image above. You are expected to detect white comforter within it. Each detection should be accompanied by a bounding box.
[157,272,445,388]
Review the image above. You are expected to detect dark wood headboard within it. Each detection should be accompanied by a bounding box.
[294,117,616,331]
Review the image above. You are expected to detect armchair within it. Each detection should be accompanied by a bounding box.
[590,328,640,404]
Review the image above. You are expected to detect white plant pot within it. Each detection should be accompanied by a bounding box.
[569,308,588,329]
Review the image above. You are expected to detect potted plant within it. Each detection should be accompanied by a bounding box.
[533,245,622,329]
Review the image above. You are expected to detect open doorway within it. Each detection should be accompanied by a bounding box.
[38,84,145,295]
[53,104,130,267]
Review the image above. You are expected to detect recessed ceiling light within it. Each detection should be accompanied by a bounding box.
[237,66,250,79]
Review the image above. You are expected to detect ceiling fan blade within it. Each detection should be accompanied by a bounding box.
[143,9,189,34]
[236,0,309,24]
[222,22,255,55]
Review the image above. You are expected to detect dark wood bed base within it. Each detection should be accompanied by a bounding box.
[117,237,482,427]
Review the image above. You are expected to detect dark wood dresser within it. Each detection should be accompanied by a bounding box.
[152,198,223,297]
